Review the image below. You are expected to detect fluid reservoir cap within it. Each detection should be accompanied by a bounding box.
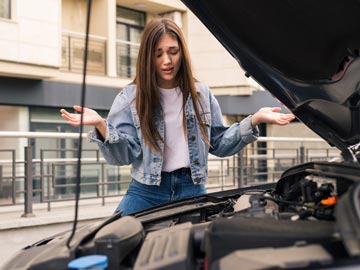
[68,255,108,269]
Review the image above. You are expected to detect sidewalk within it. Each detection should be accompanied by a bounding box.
[0,197,123,269]
[0,196,122,230]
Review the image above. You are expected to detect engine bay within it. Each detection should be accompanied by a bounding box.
[4,161,360,270]
[87,162,356,270]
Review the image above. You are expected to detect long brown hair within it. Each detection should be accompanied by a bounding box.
[135,18,209,153]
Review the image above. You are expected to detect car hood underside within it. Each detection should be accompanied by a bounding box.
[181,0,360,159]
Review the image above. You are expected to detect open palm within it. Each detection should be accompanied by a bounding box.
[252,107,295,126]
[60,105,103,127]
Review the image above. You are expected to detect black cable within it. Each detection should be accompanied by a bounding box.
[66,0,92,249]
[262,196,314,208]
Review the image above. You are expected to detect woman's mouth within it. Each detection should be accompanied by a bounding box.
[162,67,173,74]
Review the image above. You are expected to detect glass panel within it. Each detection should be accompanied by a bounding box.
[0,178,13,205]
[0,149,15,205]
[117,41,139,78]
[31,107,70,123]
[116,7,144,78]
[117,6,145,26]
[116,24,127,41]
[117,43,129,78]
[129,26,142,43]
[0,0,10,19]
[129,42,140,77]
[116,26,142,78]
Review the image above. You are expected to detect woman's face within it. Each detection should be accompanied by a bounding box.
[154,33,182,89]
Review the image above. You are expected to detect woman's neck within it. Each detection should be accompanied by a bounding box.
[159,84,177,89]
[157,78,179,89]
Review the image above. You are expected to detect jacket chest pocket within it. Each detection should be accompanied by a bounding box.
[189,112,211,141]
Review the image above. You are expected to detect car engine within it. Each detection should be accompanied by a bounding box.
[4,161,360,270]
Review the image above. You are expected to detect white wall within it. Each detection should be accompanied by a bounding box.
[0,106,29,160]
[186,11,254,89]
[0,0,61,67]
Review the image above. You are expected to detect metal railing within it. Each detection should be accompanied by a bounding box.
[62,31,107,75]
[0,131,340,216]
[237,137,340,186]
[116,39,140,78]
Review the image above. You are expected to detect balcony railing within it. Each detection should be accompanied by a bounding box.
[60,32,141,78]
[0,131,340,216]
[61,31,106,75]
[116,39,140,78]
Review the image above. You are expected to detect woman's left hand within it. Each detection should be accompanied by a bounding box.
[251,107,295,127]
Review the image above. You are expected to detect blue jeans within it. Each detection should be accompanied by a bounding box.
[114,167,206,216]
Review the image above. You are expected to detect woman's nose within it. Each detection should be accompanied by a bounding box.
[163,53,171,64]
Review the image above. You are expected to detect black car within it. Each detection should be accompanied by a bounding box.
[4,0,360,269]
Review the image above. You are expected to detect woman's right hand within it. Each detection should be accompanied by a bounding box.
[60,105,103,127]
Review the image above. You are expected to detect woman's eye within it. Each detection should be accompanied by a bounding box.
[169,49,179,55]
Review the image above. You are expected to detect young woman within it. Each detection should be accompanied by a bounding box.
[60,18,294,216]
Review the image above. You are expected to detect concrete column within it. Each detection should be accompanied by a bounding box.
[106,0,117,77]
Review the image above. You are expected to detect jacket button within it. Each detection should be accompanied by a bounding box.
[195,178,202,183]
[194,159,199,164]
[191,135,196,141]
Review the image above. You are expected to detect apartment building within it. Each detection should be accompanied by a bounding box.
[0,0,324,160]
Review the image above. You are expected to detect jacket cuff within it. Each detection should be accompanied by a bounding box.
[239,115,259,144]
[88,119,111,144]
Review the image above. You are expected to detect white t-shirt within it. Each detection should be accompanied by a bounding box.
[159,86,190,172]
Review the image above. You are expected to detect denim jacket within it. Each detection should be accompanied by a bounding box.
[88,82,259,186]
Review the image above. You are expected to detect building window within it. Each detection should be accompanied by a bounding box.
[116,6,145,78]
[0,0,10,19]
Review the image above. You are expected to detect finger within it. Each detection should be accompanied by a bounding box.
[280,113,294,119]
[283,114,295,121]
[60,109,80,121]
[60,110,69,119]
[270,107,281,113]
[276,120,290,126]
[282,113,295,117]
[280,117,294,125]
[61,110,77,120]
[278,118,292,124]
[61,114,75,122]
[73,105,83,113]
[279,114,291,119]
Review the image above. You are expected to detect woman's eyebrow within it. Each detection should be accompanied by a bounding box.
[155,46,179,51]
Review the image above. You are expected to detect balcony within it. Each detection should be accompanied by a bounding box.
[61,32,141,80]
[61,31,106,75]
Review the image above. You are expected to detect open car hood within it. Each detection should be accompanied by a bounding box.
[181,0,360,160]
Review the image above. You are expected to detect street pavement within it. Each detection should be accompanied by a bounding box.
[0,197,122,269]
